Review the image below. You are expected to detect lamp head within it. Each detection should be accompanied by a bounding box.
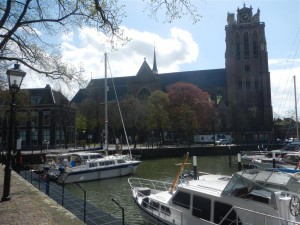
[6,64,26,93]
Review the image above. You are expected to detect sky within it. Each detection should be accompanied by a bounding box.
[21,0,300,119]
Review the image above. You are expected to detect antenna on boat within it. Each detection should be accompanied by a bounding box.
[169,152,189,194]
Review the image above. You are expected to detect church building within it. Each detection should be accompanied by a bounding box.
[72,4,273,138]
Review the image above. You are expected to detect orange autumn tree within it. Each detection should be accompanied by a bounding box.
[167,82,214,144]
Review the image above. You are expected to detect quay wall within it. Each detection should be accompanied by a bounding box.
[127,144,282,160]
[16,144,283,165]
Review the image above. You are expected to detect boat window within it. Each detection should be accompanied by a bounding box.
[142,197,149,208]
[89,162,98,168]
[160,205,171,215]
[214,201,241,225]
[110,161,115,165]
[192,195,211,221]
[172,191,190,209]
[150,200,159,211]
[99,162,105,166]
[105,161,110,165]
[82,156,88,160]
[117,160,125,164]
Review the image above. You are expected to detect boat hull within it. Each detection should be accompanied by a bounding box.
[58,162,140,183]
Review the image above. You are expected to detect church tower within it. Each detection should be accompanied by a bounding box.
[225,4,273,130]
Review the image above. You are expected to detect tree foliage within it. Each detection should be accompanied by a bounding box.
[166,82,214,143]
[147,90,169,130]
[0,0,201,88]
[0,0,127,87]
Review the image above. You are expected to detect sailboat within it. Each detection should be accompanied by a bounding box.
[56,53,141,184]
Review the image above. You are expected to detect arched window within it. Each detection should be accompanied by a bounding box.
[243,32,249,59]
[253,31,258,59]
[235,32,240,59]
[137,88,151,101]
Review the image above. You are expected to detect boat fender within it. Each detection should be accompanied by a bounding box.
[59,165,65,173]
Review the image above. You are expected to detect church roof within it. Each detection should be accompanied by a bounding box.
[71,68,226,103]
[159,68,226,91]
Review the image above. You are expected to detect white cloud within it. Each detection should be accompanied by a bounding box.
[60,26,199,80]
[270,58,300,118]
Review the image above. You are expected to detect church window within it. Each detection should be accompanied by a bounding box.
[245,65,250,74]
[254,81,259,90]
[243,32,249,59]
[235,32,240,59]
[246,81,251,90]
[137,88,151,101]
[238,82,242,90]
[253,31,258,58]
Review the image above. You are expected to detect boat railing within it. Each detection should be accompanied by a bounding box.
[219,205,300,225]
[128,177,172,192]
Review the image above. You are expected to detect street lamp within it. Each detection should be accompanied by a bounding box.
[1,63,26,202]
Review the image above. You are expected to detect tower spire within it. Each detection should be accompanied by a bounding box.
[152,47,158,74]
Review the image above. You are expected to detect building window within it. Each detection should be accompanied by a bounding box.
[254,81,259,90]
[238,81,243,90]
[31,96,41,105]
[246,81,251,90]
[19,130,26,146]
[235,32,240,59]
[56,129,64,144]
[243,32,249,59]
[253,31,258,58]
[31,111,38,127]
[43,111,50,126]
[245,65,250,74]
[31,129,38,145]
[43,129,50,143]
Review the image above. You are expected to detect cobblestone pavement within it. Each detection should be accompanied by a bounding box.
[0,165,85,225]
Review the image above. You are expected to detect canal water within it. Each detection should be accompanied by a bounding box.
[66,155,238,225]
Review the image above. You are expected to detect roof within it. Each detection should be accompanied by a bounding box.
[71,68,227,103]
[22,84,70,105]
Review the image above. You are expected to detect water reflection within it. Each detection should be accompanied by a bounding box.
[66,155,237,225]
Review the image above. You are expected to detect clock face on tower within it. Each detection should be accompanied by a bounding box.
[240,12,250,23]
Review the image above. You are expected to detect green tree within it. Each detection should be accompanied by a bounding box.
[147,90,170,146]
[121,95,147,148]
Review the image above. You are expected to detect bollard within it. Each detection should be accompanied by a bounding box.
[272,151,276,168]
[45,173,50,195]
[228,146,232,167]
[193,156,197,180]
[237,153,242,171]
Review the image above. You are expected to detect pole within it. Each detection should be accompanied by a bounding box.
[1,92,16,201]
[193,156,197,180]
[272,151,276,168]
[294,76,299,140]
[104,52,108,155]
[237,153,242,171]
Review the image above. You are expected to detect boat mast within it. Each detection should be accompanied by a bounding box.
[104,52,108,155]
[294,76,299,139]
[294,76,299,140]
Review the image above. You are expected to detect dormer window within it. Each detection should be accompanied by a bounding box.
[31,96,41,105]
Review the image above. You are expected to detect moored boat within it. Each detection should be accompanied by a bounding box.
[57,153,140,183]
[129,154,300,225]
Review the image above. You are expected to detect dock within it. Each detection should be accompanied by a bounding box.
[0,165,126,225]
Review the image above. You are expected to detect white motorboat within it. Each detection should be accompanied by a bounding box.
[128,154,300,225]
[57,153,140,183]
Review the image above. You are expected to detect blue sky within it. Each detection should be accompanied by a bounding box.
[22,0,300,119]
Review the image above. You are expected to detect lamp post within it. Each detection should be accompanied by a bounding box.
[1,63,26,202]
